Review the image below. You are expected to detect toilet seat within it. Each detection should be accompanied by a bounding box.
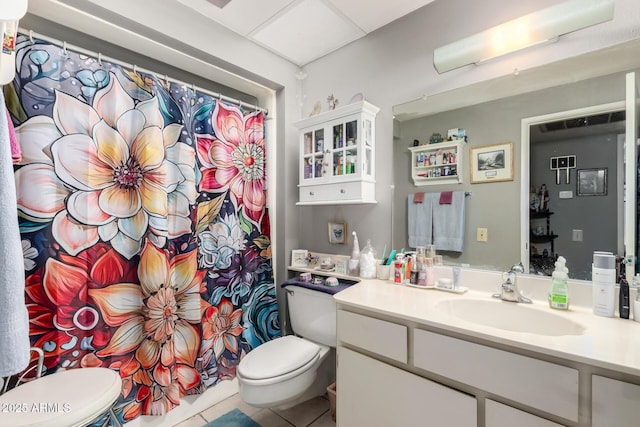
[238,336,320,384]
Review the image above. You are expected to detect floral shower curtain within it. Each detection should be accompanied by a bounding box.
[5,34,280,423]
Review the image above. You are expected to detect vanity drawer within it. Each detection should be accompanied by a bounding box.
[486,399,565,427]
[592,375,640,426]
[337,310,407,363]
[298,181,375,204]
[413,329,578,421]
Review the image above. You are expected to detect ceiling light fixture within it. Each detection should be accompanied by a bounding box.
[433,0,614,74]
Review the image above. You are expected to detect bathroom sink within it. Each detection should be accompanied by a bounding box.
[435,298,586,336]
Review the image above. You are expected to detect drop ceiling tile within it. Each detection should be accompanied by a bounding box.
[175,0,295,35]
[327,0,436,33]
[250,0,365,65]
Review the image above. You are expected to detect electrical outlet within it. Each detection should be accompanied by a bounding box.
[477,227,488,242]
[572,229,583,242]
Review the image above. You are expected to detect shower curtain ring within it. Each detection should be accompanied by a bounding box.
[62,41,68,56]
[29,30,34,44]
[97,53,103,66]
[133,64,138,74]
[192,82,196,93]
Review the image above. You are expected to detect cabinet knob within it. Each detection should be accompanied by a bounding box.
[309,191,315,196]
[340,188,346,194]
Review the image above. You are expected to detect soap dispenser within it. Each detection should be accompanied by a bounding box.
[548,256,569,310]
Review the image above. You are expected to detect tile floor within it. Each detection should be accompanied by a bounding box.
[172,393,335,427]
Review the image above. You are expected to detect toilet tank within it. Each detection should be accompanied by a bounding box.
[286,285,336,347]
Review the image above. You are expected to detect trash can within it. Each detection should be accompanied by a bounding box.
[327,382,337,422]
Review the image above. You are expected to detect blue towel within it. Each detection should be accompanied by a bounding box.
[0,93,29,377]
[408,192,434,248]
[433,191,465,252]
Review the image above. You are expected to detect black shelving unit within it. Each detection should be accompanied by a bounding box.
[530,211,558,275]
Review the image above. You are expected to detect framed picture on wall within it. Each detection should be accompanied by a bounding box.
[291,249,309,267]
[470,142,514,184]
[577,168,607,196]
[328,222,347,244]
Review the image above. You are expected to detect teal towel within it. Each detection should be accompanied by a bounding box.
[205,408,261,427]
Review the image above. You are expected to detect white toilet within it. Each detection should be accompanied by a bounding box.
[237,284,337,409]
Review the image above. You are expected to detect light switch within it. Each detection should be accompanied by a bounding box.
[572,229,583,242]
[477,228,488,242]
[559,191,573,199]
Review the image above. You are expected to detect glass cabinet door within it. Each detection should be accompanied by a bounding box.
[302,128,326,181]
[361,117,373,178]
[331,119,359,177]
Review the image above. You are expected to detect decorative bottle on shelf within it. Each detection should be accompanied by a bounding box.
[348,231,360,276]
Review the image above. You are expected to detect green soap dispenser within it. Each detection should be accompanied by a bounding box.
[549,256,570,310]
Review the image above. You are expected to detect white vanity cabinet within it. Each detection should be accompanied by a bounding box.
[592,375,640,426]
[338,347,477,427]
[409,139,464,186]
[336,307,575,426]
[295,101,379,205]
[336,310,476,426]
[485,400,565,427]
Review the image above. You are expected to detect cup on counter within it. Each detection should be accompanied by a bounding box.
[452,267,461,289]
[376,263,391,280]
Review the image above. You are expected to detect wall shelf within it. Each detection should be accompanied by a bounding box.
[409,139,464,186]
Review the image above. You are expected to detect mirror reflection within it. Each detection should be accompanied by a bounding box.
[392,41,640,281]
[527,105,625,280]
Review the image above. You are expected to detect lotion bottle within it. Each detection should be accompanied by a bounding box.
[548,256,569,310]
[592,252,616,317]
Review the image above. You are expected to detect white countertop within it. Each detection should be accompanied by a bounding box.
[334,279,640,377]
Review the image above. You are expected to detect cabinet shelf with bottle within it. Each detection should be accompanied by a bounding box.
[296,101,379,205]
[409,140,464,186]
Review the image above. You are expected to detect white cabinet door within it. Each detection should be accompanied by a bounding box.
[337,347,476,427]
[485,399,565,427]
[592,375,640,427]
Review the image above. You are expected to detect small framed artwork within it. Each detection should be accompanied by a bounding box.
[328,222,347,244]
[470,142,514,184]
[291,249,309,267]
[577,168,607,196]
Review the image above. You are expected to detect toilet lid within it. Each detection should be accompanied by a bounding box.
[238,335,320,380]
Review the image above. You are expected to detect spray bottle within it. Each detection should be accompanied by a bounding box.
[548,256,569,310]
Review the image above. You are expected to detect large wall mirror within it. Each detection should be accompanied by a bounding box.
[392,39,640,282]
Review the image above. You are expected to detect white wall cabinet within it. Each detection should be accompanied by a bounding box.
[337,347,477,427]
[409,139,464,186]
[294,101,379,205]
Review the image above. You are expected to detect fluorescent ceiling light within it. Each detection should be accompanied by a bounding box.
[433,0,614,74]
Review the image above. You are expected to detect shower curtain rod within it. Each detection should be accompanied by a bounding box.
[17,28,268,115]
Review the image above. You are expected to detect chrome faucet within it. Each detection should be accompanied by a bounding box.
[492,262,532,303]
